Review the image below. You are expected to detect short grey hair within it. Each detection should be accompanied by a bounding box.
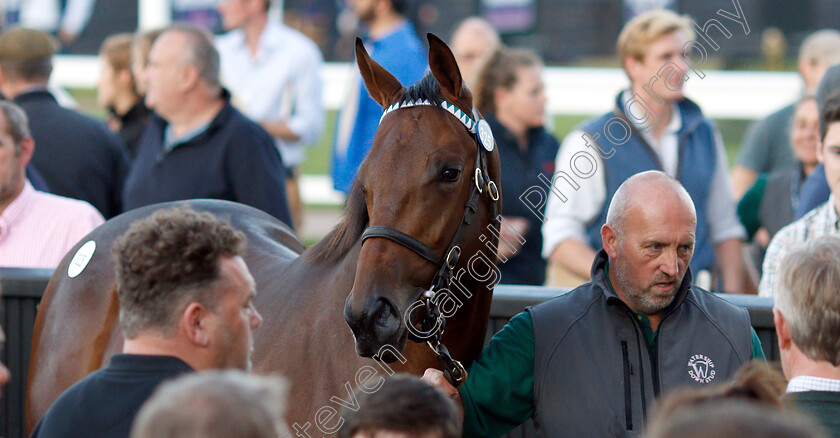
[163,24,221,90]
[0,100,31,151]
[799,29,840,67]
[774,235,840,366]
[131,371,289,438]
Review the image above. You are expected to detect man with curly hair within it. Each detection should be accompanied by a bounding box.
[30,205,263,438]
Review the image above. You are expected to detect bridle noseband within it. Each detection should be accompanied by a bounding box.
[359,99,500,387]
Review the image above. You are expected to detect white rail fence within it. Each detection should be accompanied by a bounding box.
[52,57,801,205]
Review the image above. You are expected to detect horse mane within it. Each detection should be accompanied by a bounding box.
[306,73,443,264]
[307,182,368,263]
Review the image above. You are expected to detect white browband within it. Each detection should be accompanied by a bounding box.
[379,99,477,134]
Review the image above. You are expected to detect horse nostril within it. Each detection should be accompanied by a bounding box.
[374,298,396,328]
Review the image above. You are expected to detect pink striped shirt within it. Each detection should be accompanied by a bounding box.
[0,181,104,268]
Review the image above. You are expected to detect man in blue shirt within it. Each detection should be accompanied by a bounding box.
[331,0,427,194]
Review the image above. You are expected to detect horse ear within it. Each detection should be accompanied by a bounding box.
[355,37,405,108]
[427,33,469,108]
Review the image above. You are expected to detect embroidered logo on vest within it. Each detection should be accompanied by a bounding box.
[687,354,716,383]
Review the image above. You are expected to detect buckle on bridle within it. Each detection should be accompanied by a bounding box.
[487,180,499,202]
[445,246,461,270]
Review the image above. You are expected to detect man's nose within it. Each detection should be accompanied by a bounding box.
[660,249,679,277]
[250,307,263,329]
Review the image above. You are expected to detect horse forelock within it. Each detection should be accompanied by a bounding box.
[398,73,442,107]
[397,72,473,115]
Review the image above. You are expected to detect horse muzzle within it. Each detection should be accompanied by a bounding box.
[344,294,407,358]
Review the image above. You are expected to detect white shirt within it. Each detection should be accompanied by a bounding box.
[541,92,745,259]
[7,0,94,35]
[216,22,325,168]
[787,376,840,393]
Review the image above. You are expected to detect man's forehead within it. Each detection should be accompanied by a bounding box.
[150,32,186,57]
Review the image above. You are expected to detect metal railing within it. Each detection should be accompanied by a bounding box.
[0,270,776,438]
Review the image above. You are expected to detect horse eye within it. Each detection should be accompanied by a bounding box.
[440,168,461,183]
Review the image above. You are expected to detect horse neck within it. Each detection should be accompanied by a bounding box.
[440,271,494,366]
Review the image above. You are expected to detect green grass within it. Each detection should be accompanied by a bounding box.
[300,113,750,175]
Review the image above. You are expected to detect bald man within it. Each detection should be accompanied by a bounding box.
[424,171,764,437]
[450,17,500,90]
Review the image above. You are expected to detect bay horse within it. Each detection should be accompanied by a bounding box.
[25,34,502,432]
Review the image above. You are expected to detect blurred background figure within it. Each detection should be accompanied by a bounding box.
[216,0,325,231]
[3,0,96,46]
[732,29,840,199]
[0,101,103,268]
[650,361,788,417]
[0,26,128,218]
[794,64,840,219]
[331,0,427,194]
[474,46,557,285]
[131,371,289,438]
[130,28,163,97]
[738,95,820,277]
[122,24,292,226]
[759,92,840,296]
[98,33,149,159]
[646,361,828,438]
[646,402,827,438]
[450,17,499,92]
[339,374,460,438]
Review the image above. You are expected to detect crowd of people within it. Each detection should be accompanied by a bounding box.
[1,0,840,437]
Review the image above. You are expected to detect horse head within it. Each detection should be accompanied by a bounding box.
[341,34,502,362]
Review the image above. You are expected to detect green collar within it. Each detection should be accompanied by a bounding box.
[604,261,657,348]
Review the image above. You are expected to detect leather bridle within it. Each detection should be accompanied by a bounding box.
[359,99,500,386]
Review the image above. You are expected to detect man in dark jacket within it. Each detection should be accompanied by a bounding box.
[30,206,264,438]
[122,24,292,227]
[0,26,129,218]
[774,235,840,437]
[424,171,763,437]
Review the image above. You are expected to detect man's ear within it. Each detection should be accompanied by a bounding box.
[601,224,619,259]
[182,302,212,347]
[179,65,201,93]
[0,67,10,97]
[17,137,34,166]
[624,56,640,83]
[773,308,792,351]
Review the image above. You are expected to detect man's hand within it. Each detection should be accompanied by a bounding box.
[422,368,464,419]
[498,216,528,260]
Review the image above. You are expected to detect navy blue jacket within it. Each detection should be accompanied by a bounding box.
[490,114,559,285]
[580,94,717,273]
[795,163,830,219]
[122,98,292,227]
[15,90,129,218]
